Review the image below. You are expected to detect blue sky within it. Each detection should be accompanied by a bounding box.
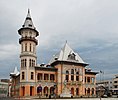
[0,0,118,80]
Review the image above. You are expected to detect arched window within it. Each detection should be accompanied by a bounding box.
[44,86,48,95]
[66,70,69,74]
[30,43,32,52]
[71,69,74,74]
[87,88,90,95]
[76,72,79,75]
[92,88,94,95]
[50,87,54,95]
[68,53,76,60]
[37,86,42,94]
[66,70,69,82]
[71,88,74,96]
[25,43,27,51]
[76,88,79,95]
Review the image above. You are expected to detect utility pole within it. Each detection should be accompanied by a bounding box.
[100,70,102,100]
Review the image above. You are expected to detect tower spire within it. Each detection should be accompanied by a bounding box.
[27,8,31,18]
[22,9,35,29]
[18,9,39,36]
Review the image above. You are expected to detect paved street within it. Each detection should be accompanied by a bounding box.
[31,98,118,100]
[0,97,14,100]
[0,97,118,100]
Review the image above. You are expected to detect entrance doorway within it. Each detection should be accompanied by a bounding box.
[30,86,34,96]
[71,88,74,96]
[22,86,25,96]
[44,86,48,96]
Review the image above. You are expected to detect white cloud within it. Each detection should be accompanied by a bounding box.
[0,44,19,60]
[0,0,118,79]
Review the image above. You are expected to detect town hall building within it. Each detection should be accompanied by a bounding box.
[10,10,98,98]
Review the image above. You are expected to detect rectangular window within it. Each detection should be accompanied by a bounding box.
[37,73,42,80]
[21,60,23,68]
[91,77,95,83]
[44,74,49,80]
[50,74,55,81]
[115,86,117,88]
[33,45,35,53]
[76,76,79,81]
[22,44,23,52]
[25,59,27,67]
[31,72,34,80]
[29,59,31,67]
[71,75,74,81]
[87,77,90,83]
[25,43,27,51]
[85,77,86,83]
[22,72,25,80]
[66,75,69,82]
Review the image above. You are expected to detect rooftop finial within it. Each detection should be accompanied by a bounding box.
[26,8,31,18]
[28,8,30,14]
[66,40,67,43]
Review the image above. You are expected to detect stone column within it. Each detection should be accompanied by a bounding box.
[48,74,50,81]
[42,73,44,80]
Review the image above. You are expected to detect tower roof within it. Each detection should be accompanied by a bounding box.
[22,9,35,29]
[49,42,88,65]
[18,9,39,36]
[10,66,20,76]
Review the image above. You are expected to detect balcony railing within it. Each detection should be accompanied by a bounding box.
[66,81,82,85]
[19,37,38,45]
[37,80,55,83]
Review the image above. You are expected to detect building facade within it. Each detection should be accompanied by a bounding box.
[10,10,97,98]
[96,80,113,97]
[0,81,9,97]
[112,74,118,96]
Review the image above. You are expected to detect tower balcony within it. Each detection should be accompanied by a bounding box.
[19,37,38,45]
[20,52,37,58]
